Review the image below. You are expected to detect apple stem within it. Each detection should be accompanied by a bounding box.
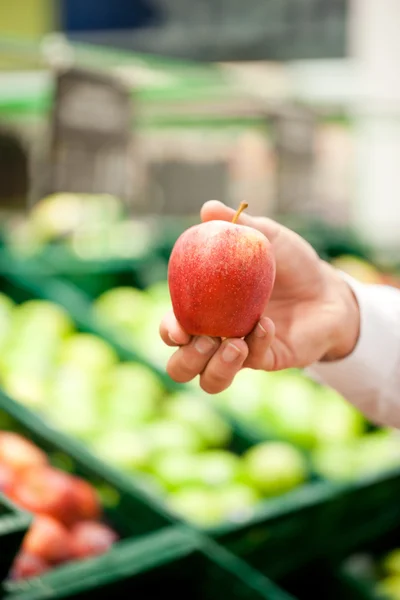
[232,202,248,224]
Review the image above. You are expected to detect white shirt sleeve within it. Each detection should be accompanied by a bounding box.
[306,274,400,428]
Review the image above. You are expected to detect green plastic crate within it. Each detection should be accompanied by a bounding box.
[3,261,400,583]
[0,493,31,584]
[212,467,400,579]
[0,242,168,299]
[3,526,295,600]
[276,524,400,600]
[278,565,374,600]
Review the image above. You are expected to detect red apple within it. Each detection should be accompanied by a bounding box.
[70,521,118,559]
[69,477,102,522]
[10,552,50,580]
[23,515,73,565]
[0,432,47,473]
[0,463,16,495]
[9,466,76,524]
[168,203,275,338]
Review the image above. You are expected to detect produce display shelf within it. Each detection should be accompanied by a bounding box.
[0,494,31,585]
[0,401,176,594]
[2,260,400,583]
[3,526,295,600]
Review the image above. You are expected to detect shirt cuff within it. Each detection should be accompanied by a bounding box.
[305,273,400,423]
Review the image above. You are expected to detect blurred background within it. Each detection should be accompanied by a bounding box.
[1,0,399,260]
[1,2,400,599]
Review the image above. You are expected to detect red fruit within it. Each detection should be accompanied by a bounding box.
[23,515,73,565]
[168,203,276,338]
[10,552,50,580]
[0,463,16,496]
[70,477,102,522]
[0,432,47,473]
[70,521,118,559]
[10,466,76,525]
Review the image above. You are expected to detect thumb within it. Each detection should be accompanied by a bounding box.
[200,200,280,242]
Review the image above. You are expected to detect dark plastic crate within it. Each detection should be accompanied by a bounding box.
[0,494,31,585]
[0,402,174,592]
[3,526,296,600]
[277,525,400,600]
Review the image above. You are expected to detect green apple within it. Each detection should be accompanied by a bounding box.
[151,452,199,491]
[30,193,86,240]
[312,443,358,482]
[217,483,260,523]
[45,365,101,439]
[218,369,274,419]
[376,575,400,600]
[356,431,400,476]
[191,451,242,488]
[243,442,308,497]
[101,362,164,427]
[167,487,224,527]
[312,387,366,446]
[383,549,400,577]
[135,307,175,367]
[10,300,73,339]
[58,333,118,373]
[1,371,47,408]
[144,419,204,455]
[145,281,171,304]
[91,430,151,472]
[94,287,151,335]
[163,394,232,448]
[106,221,155,260]
[260,376,317,448]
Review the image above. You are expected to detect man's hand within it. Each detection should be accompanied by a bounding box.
[159,201,360,394]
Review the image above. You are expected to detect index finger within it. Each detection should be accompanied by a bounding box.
[159,310,192,347]
[200,200,280,242]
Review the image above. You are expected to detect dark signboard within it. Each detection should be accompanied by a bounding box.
[69,0,347,61]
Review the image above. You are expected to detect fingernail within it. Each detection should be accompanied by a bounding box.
[255,322,267,338]
[194,336,216,354]
[168,332,179,345]
[222,343,241,363]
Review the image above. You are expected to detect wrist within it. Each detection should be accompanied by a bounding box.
[321,264,361,362]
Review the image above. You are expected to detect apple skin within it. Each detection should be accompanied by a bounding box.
[0,432,48,473]
[0,463,16,495]
[10,552,50,580]
[9,466,77,525]
[22,515,73,565]
[70,521,118,559]
[168,220,275,338]
[69,477,102,522]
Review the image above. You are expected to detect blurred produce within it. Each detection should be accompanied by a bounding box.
[93,281,175,367]
[2,193,159,262]
[0,290,312,529]
[0,430,118,581]
[213,369,367,450]
[343,544,400,600]
[2,287,400,535]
